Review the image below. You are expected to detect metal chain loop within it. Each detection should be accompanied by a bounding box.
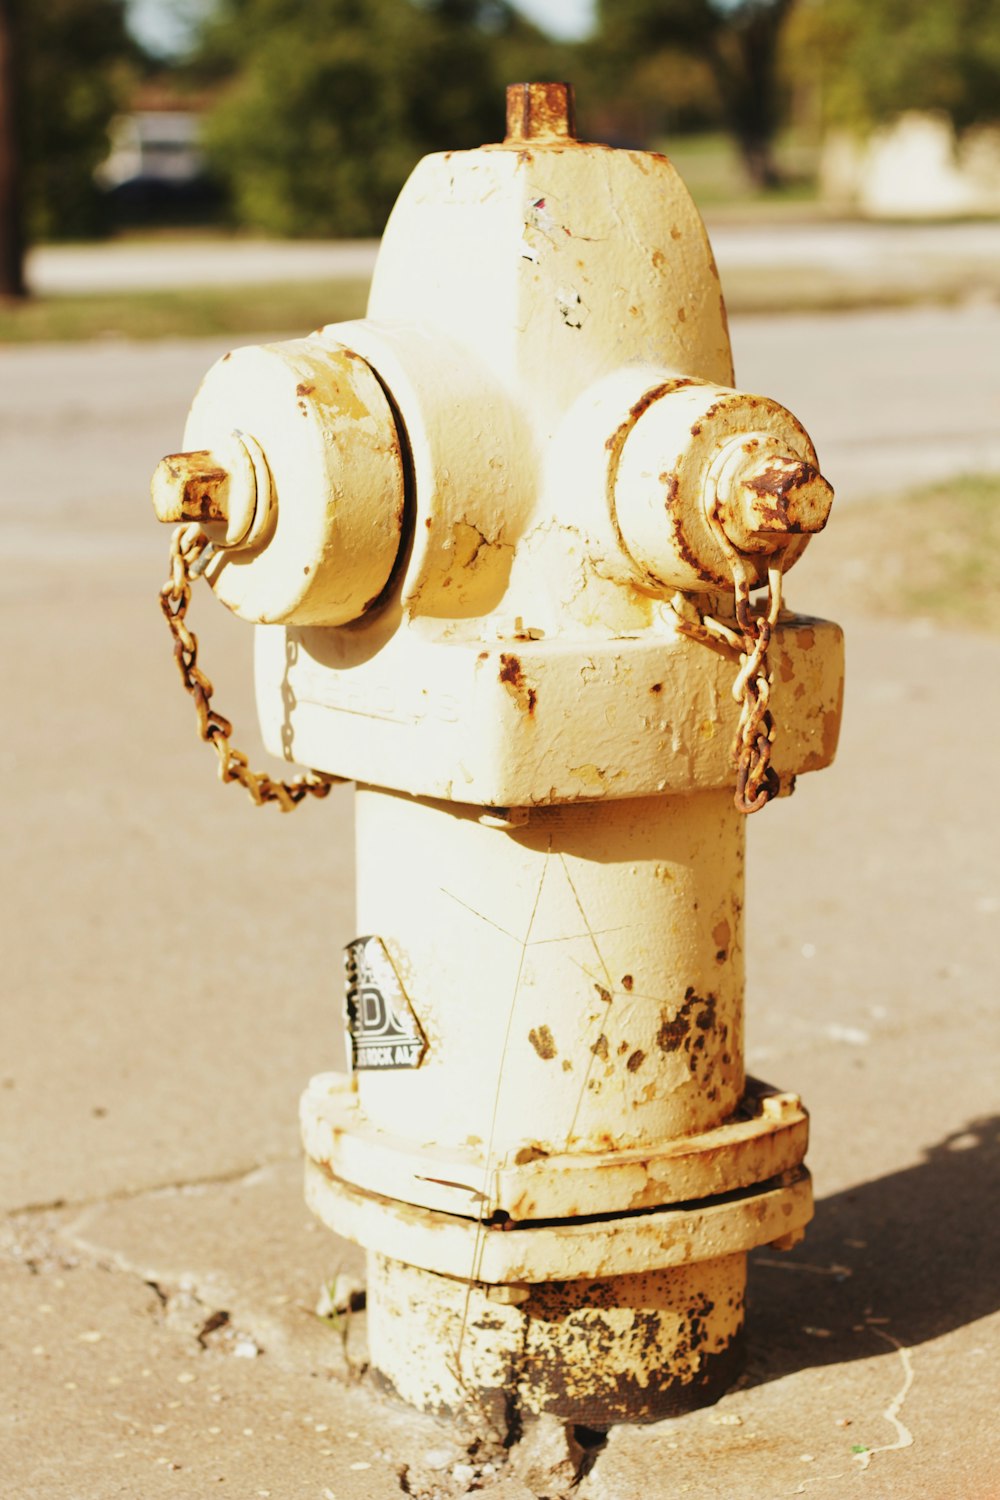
[159,524,337,812]
[669,526,787,816]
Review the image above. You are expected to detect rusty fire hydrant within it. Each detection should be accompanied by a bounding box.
[152,83,843,1426]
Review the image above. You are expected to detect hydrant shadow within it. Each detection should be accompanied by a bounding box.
[742,1114,1000,1386]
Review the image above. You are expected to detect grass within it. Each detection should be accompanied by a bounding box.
[0,277,371,343]
[662,130,821,208]
[816,474,1000,635]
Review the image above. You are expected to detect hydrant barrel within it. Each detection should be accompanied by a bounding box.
[350,789,745,1153]
[152,81,844,1430]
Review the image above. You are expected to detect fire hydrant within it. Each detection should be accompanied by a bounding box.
[152,84,843,1427]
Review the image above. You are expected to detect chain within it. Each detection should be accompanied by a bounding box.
[159,524,337,812]
[669,534,786,816]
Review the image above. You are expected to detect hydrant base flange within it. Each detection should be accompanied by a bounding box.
[365,1250,748,1426]
[301,1071,809,1222]
[303,1159,811,1283]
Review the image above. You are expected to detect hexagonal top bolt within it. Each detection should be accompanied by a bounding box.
[151,431,271,550]
[505,82,576,143]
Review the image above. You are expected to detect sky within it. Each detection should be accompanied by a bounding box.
[126,0,598,56]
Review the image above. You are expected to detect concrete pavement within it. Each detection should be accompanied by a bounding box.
[2,315,998,1496]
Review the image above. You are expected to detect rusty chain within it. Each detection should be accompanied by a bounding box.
[159,523,337,811]
[669,526,786,815]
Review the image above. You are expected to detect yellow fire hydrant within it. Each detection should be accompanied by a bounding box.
[152,83,843,1427]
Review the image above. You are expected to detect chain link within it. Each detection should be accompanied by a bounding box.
[669,528,786,815]
[159,524,337,812]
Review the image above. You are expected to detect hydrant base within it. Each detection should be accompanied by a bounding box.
[366,1251,746,1426]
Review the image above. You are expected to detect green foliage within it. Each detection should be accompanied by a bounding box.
[19,0,136,238]
[786,0,1000,132]
[198,0,561,237]
[592,0,795,184]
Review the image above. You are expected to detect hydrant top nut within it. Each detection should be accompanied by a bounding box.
[505,81,576,142]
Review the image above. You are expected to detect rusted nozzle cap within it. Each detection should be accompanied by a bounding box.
[505,82,576,143]
[714,438,834,556]
[151,431,272,549]
[151,450,230,526]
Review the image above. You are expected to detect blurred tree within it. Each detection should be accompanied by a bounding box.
[0,0,26,296]
[2,0,135,294]
[785,0,1000,133]
[21,0,136,240]
[594,0,795,186]
[197,0,562,237]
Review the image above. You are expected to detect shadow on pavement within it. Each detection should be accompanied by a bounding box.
[744,1115,1000,1384]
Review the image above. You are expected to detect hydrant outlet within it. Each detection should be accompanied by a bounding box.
[152,333,407,626]
[612,380,825,591]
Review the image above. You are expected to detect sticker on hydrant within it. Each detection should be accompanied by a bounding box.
[344,936,427,1071]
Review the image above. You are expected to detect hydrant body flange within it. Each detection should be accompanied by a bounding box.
[152,85,843,1427]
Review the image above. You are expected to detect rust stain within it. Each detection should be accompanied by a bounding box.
[594,983,612,1004]
[591,1033,609,1061]
[528,1025,557,1060]
[626,1049,646,1073]
[499,653,538,717]
[621,974,634,992]
[651,249,666,270]
[656,987,717,1054]
[499,653,522,687]
[649,682,663,695]
[604,379,698,455]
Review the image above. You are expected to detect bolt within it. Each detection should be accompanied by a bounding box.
[505,82,576,143]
